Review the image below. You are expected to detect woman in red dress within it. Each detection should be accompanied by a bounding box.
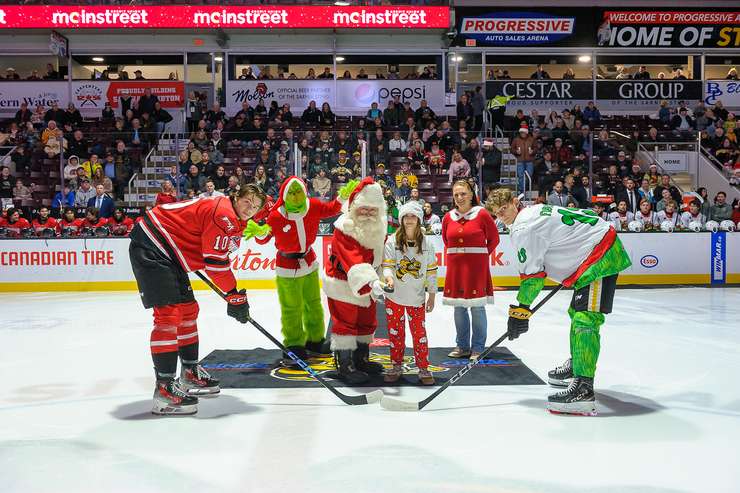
[441,180,499,359]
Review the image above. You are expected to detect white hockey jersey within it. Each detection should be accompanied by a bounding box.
[634,210,659,227]
[509,204,616,287]
[608,211,634,231]
[680,211,705,228]
[382,235,437,307]
[656,210,680,227]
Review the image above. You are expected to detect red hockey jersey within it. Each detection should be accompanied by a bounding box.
[108,216,134,236]
[32,217,58,235]
[0,217,31,236]
[141,196,247,293]
[57,218,83,236]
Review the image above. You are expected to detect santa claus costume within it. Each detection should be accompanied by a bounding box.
[322,177,388,384]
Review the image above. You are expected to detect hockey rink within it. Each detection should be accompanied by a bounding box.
[1,286,739,493]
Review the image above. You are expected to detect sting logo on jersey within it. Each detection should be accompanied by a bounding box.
[396,255,422,280]
[220,215,236,232]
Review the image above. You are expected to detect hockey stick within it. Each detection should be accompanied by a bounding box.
[380,285,564,412]
[194,271,383,406]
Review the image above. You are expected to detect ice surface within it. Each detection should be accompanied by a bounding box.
[1,287,739,493]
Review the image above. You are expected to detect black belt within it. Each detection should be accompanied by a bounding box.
[279,250,310,260]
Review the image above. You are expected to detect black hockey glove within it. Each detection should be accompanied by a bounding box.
[507,304,532,341]
[225,289,250,323]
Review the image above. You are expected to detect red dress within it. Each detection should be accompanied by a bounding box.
[441,206,499,307]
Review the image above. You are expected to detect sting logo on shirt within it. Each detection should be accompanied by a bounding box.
[397,255,422,280]
[517,248,527,263]
[220,215,236,232]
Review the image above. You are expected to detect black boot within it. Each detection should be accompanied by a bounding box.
[281,346,308,367]
[353,342,384,375]
[332,349,370,385]
[305,338,331,357]
[547,376,596,416]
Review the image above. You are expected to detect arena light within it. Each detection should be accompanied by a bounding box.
[453,55,463,62]
[334,1,351,6]
[578,55,592,63]
[335,56,345,62]
[92,57,104,62]
[214,56,223,62]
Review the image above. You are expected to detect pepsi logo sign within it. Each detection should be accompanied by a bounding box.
[640,255,658,268]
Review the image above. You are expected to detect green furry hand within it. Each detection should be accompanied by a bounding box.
[243,220,271,241]
[339,179,361,200]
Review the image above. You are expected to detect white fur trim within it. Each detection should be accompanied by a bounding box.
[331,334,357,351]
[442,295,494,307]
[398,201,423,224]
[356,334,374,344]
[347,263,380,297]
[350,182,385,211]
[448,206,484,222]
[343,217,355,233]
[322,275,371,308]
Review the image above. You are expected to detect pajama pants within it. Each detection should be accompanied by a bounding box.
[385,299,429,370]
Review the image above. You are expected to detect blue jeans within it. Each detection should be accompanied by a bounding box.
[454,306,487,353]
[517,160,534,192]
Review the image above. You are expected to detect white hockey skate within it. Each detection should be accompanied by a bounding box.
[548,358,574,387]
[152,380,198,415]
[178,364,221,396]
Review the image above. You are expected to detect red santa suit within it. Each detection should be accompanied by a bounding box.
[441,205,499,306]
[322,178,388,350]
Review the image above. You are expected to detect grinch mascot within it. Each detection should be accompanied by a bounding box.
[322,177,388,384]
[244,177,359,365]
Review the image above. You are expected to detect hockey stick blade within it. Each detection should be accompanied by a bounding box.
[379,396,420,412]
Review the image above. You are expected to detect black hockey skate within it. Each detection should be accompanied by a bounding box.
[179,364,220,396]
[152,379,198,415]
[331,349,370,385]
[548,358,574,387]
[353,342,384,375]
[305,338,331,357]
[547,376,597,416]
[281,346,308,367]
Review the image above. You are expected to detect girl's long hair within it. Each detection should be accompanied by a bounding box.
[452,179,480,209]
[395,215,424,255]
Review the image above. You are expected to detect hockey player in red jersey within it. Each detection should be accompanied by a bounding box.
[0,207,31,237]
[56,207,84,237]
[107,208,134,236]
[129,184,267,415]
[31,206,58,237]
[80,207,108,236]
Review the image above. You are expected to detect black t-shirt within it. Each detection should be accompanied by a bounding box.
[0,175,14,198]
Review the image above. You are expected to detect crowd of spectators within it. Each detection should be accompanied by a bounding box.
[486,65,699,80]
[236,64,438,81]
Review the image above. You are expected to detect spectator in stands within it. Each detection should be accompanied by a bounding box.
[546,180,569,207]
[395,176,412,203]
[456,93,475,133]
[374,163,394,190]
[655,188,673,212]
[151,102,173,137]
[671,107,696,137]
[52,184,75,209]
[210,166,229,191]
[714,137,739,165]
[44,63,59,80]
[92,167,113,196]
[710,192,732,222]
[637,178,654,204]
[305,68,316,79]
[185,165,206,194]
[73,178,94,207]
[252,164,271,192]
[9,146,30,176]
[87,183,114,218]
[530,64,551,79]
[63,103,83,129]
[239,67,256,80]
[582,101,601,125]
[11,178,31,201]
[44,103,65,124]
[673,69,687,80]
[317,67,333,79]
[310,168,332,200]
[395,161,418,188]
[129,118,145,150]
[414,100,436,130]
[340,70,351,79]
[644,163,660,188]
[3,67,20,80]
[198,180,224,198]
[511,123,535,191]
[301,100,321,125]
[425,142,446,175]
[14,102,32,124]
[81,154,102,179]
[658,100,672,124]
[66,130,88,159]
[480,140,502,186]
[319,103,336,127]
[634,65,651,80]
[447,151,471,184]
[223,176,240,196]
[617,178,640,215]
[550,138,572,167]
[422,202,441,230]
[156,180,178,206]
[562,67,576,80]
[654,174,682,204]
[615,67,631,80]
[356,68,369,79]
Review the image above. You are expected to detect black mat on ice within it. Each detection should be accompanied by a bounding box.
[200,346,544,388]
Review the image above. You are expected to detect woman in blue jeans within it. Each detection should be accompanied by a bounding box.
[441,180,500,359]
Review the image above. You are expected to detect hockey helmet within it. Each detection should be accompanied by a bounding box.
[704,220,720,232]
[660,220,675,233]
[21,227,34,238]
[39,227,55,238]
[720,220,736,232]
[687,221,703,232]
[94,226,110,237]
[81,227,95,237]
[627,220,643,232]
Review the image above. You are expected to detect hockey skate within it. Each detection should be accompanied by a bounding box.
[152,380,198,415]
[179,364,220,396]
[547,376,597,416]
[548,358,574,387]
[354,342,384,375]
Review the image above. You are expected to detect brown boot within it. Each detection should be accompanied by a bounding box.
[418,369,435,386]
[383,364,403,383]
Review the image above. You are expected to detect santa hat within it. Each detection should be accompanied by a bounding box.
[519,123,529,134]
[398,200,423,224]
[342,177,386,232]
[273,176,308,216]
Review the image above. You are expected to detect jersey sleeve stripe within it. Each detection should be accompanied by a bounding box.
[205,265,231,272]
[520,271,546,280]
[204,257,229,266]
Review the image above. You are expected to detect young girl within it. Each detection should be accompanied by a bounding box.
[382,201,438,385]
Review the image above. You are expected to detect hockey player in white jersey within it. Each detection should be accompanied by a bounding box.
[680,200,706,229]
[656,200,680,229]
[488,189,632,415]
[608,200,634,231]
[634,199,659,231]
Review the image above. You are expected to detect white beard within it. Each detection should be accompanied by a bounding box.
[349,212,387,252]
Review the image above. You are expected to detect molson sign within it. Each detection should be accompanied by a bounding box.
[597,10,740,48]
[0,6,449,29]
